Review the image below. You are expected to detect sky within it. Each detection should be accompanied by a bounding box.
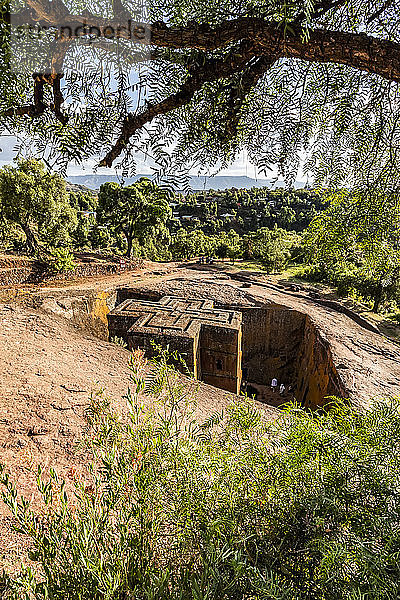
[2,6,308,184]
[0,133,290,180]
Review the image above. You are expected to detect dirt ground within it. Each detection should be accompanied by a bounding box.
[1,259,400,568]
[0,262,277,568]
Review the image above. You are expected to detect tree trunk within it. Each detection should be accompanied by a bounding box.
[124,224,135,257]
[125,235,132,257]
[21,223,38,255]
[373,282,383,313]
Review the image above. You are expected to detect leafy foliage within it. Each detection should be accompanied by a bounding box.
[0,158,77,254]
[0,160,301,268]
[45,247,76,273]
[243,226,300,272]
[1,1,400,189]
[169,188,322,235]
[303,189,400,311]
[2,351,400,599]
[110,334,128,348]
[97,178,172,256]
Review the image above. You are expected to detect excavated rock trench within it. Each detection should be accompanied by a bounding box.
[23,284,347,409]
[112,288,347,408]
[237,305,346,408]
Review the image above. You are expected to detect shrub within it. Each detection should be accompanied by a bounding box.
[45,247,76,273]
[391,312,400,324]
[110,335,128,348]
[296,263,325,282]
[2,352,400,599]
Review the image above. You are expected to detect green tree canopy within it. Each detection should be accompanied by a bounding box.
[170,228,215,259]
[244,226,299,272]
[215,229,243,262]
[2,1,400,187]
[0,158,76,254]
[97,178,172,256]
[304,189,400,311]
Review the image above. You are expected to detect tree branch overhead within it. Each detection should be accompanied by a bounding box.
[6,0,400,168]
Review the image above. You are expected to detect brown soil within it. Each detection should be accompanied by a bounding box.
[0,263,277,568]
[1,259,400,568]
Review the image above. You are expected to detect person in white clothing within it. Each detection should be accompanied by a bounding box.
[279,383,285,396]
[271,378,278,392]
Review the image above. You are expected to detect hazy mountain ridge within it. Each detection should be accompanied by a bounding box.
[67,174,305,191]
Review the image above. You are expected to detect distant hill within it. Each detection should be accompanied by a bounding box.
[65,181,96,195]
[67,174,305,191]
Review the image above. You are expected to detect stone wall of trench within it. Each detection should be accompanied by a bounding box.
[33,290,117,340]
[239,306,304,391]
[0,256,143,287]
[236,306,347,408]
[296,315,347,408]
